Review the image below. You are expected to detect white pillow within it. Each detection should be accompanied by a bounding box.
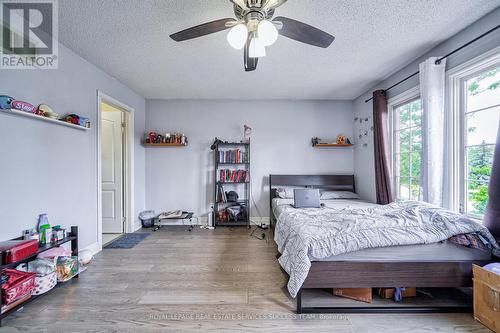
[320,191,360,200]
[275,188,296,199]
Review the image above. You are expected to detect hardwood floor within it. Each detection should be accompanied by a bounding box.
[2,227,491,332]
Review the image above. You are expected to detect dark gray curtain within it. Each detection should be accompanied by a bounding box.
[373,90,394,204]
[483,122,500,238]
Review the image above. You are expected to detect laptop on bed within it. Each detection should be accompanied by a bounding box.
[293,189,321,208]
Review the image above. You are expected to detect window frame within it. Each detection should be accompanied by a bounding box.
[388,86,421,200]
[447,46,500,218]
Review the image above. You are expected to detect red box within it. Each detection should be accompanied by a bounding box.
[0,240,39,264]
[1,269,36,305]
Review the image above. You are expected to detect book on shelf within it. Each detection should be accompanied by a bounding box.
[218,185,227,203]
[219,169,248,183]
[218,149,248,163]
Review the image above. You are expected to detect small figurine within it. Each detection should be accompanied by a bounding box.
[243,124,252,143]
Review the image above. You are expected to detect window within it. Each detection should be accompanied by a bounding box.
[462,66,500,217]
[391,98,423,200]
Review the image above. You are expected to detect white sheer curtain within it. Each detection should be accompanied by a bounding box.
[419,57,447,207]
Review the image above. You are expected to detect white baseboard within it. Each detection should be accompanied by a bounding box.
[82,242,101,255]
[155,217,270,227]
[133,220,142,232]
[249,217,270,227]
[157,217,205,226]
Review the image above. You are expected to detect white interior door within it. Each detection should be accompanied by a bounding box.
[102,108,124,233]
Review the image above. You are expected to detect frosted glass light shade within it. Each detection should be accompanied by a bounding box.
[257,20,278,46]
[249,37,266,58]
[227,24,248,50]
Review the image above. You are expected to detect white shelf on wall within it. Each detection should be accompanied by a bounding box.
[0,108,90,131]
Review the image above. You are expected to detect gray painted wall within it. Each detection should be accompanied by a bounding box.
[0,43,146,249]
[145,100,354,219]
[353,7,500,202]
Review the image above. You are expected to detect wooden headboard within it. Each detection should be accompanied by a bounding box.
[268,174,355,228]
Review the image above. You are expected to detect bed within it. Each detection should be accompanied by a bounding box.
[269,174,498,314]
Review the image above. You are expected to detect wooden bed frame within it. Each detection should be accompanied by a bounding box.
[269,174,492,314]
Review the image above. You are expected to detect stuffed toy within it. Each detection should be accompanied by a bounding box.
[0,95,14,109]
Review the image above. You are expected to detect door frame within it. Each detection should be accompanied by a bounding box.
[97,91,135,251]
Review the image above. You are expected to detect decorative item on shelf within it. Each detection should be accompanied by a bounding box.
[144,131,187,146]
[11,100,35,113]
[0,95,14,109]
[312,137,353,147]
[37,104,59,119]
[61,114,90,128]
[243,124,252,143]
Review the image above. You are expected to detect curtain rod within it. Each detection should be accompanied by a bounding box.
[364,23,500,103]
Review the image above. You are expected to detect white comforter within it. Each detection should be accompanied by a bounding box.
[273,200,499,298]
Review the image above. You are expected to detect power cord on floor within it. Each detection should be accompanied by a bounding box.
[249,190,270,243]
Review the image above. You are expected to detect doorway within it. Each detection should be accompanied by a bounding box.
[97,92,135,250]
[101,102,125,243]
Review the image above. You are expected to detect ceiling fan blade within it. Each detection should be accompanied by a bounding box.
[170,18,235,42]
[244,38,258,72]
[230,0,248,10]
[273,16,335,48]
[262,0,287,11]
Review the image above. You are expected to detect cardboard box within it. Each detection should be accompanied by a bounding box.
[377,287,416,299]
[333,288,372,303]
[473,264,499,333]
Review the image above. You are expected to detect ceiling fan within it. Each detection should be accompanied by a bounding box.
[170,0,335,72]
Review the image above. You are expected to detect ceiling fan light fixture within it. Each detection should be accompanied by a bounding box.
[257,19,278,46]
[227,23,248,50]
[249,37,266,58]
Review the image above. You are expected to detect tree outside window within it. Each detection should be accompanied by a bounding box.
[464,66,500,216]
[393,99,422,200]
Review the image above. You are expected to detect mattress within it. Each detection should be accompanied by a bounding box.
[272,198,378,217]
[272,198,492,262]
[316,241,491,262]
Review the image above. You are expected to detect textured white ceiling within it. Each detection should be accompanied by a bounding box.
[59,0,500,100]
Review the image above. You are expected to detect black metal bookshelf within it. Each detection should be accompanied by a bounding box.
[214,141,250,227]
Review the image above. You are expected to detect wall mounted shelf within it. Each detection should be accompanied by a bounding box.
[313,143,354,148]
[144,143,187,147]
[0,108,90,131]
